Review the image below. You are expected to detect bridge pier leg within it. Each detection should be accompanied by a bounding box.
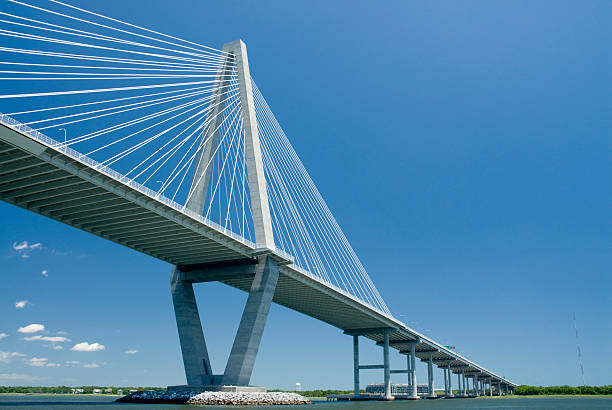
[382,330,392,400]
[409,342,418,399]
[223,256,279,386]
[462,371,467,396]
[406,354,411,393]
[170,267,213,386]
[427,353,435,398]
[443,368,448,396]
[447,365,452,397]
[457,372,461,396]
[489,378,493,396]
[353,335,360,396]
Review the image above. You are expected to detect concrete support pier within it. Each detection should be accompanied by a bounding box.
[382,330,392,400]
[223,256,279,385]
[353,335,360,396]
[408,341,418,399]
[427,353,435,398]
[170,267,213,386]
[447,365,453,397]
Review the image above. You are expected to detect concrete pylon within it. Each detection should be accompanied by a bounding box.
[447,365,453,397]
[427,353,435,398]
[222,40,274,249]
[353,335,360,396]
[223,255,279,385]
[170,267,213,386]
[408,342,418,398]
[382,330,392,400]
[170,40,279,389]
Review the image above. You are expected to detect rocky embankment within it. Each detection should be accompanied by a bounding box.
[116,390,312,405]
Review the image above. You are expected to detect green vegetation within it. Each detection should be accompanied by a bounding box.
[514,385,612,396]
[0,386,163,395]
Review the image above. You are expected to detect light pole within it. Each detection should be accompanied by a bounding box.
[295,382,301,392]
[58,128,67,146]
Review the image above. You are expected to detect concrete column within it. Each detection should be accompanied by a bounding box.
[170,267,212,386]
[427,353,434,398]
[409,343,418,399]
[222,40,274,248]
[457,373,461,395]
[474,377,478,396]
[489,378,493,396]
[406,354,412,391]
[353,335,359,396]
[447,365,452,396]
[383,331,392,399]
[498,382,502,396]
[443,368,448,396]
[183,52,233,215]
[223,256,279,385]
[462,372,467,396]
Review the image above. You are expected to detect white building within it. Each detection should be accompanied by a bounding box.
[366,383,431,396]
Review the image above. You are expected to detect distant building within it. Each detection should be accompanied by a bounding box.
[104,388,113,393]
[129,389,137,393]
[365,383,430,396]
[92,388,102,394]
[117,389,124,395]
[71,388,84,394]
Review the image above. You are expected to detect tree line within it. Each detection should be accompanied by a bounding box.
[0,386,163,394]
[515,385,612,395]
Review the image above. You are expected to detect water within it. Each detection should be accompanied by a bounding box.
[0,395,611,409]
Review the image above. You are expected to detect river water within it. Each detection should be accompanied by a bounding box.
[0,395,611,409]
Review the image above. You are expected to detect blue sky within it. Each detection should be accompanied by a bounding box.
[1,0,610,389]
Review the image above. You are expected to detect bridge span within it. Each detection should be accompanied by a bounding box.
[0,1,516,399]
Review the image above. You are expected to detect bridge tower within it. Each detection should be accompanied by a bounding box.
[169,40,279,391]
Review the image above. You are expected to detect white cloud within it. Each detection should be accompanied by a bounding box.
[83,363,100,368]
[12,241,43,258]
[18,324,44,334]
[52,345,63,351]
[0,333,7,340]
[71,342,105,352]
[56,331,68,335]
[65,361,80,366]
[27,357,60,368]
[12,241,28,251]
[27,357,47,367]
[15,300,30,309]
[41,270,48,277]
[123,350,138,355]
[0,351,25,363]
[0,373,43,381]
[24,335,69,343]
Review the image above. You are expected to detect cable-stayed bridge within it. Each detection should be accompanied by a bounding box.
[0,0,516,398]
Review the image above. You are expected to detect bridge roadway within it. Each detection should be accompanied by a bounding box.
[0,114,517,394]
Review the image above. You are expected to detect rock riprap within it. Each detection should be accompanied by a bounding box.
[116,390,312,405]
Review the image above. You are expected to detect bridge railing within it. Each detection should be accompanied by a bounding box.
[0,113,257,250]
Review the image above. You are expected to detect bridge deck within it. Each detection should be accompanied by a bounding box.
[0,117,516,388]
